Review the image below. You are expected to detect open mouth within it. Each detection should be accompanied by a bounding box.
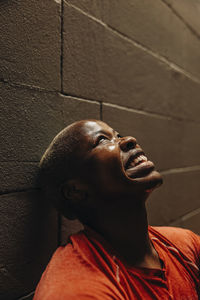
[126,153,148,169]
[125,151,154,179]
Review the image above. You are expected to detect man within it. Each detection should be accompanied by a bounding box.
[34,119,200,299]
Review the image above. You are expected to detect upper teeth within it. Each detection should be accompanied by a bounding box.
[128,155,147,168]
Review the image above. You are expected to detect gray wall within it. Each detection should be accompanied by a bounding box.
[0,0,200,299]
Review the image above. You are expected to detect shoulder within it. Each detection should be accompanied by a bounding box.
[34,242,117,300]
[151,226,200,246]
[40,240,102,278]
[34,243,99,299]
[150,226,200,265]
[151,225,198,237]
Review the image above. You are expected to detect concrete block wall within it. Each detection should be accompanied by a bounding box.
[0,0,199,298]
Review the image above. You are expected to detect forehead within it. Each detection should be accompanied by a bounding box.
[81,120,114,136]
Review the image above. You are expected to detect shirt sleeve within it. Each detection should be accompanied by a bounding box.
[186,229,200,268]
[153,226,200,268]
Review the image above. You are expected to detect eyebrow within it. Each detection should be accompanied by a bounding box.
[94,129,116,136]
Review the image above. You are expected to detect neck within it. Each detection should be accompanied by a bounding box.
[85,195,156,267]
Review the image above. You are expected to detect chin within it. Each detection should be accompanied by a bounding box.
[130,170,163,193]
[144,171,163,192]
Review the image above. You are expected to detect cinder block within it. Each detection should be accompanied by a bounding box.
[0,84,100,164]
[147,170,200,225]
[0,162,38,194]
[168,219,182,228]
[0,190,57,299]
[181,208,200,235]
[61,217,83,245]
[67,0,200,79]
[168,71,200,122]
[61,95,100,127]
[102,104,200,171]
[0,265,24,300]
[0,84,64,163]
[0,0,60,90]
[18,291,35,300]
[164,0,200,36]
[63,2,200,122]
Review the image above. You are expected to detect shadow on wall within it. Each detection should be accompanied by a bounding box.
[0,189,57,300]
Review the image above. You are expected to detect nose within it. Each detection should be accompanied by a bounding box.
[119,136,137,152]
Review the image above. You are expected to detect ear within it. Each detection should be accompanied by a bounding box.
[61,179,89,219]
[62,179,89,202]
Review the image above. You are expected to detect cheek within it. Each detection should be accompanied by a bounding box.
[107,145,116,151]
[97,145,120,168]
[85,146,121,178]
[95,147,124,182]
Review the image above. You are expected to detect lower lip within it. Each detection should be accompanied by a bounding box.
[125,161,154,179]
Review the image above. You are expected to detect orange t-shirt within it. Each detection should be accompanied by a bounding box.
[34,226,200,299]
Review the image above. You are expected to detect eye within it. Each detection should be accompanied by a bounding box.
[117,133,122,138]
[94,135,109,147]
[97,135,108,143]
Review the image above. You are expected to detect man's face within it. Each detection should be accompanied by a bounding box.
[73,120,163,202]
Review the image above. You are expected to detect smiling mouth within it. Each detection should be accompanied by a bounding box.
[125,152,155,179]
[126,153,148,169]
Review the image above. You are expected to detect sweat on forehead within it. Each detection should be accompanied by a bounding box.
[66,120,111,141]
[43,119,105,154]
[60,119,108,138]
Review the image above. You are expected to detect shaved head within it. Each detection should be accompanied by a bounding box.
[38,120,93,217]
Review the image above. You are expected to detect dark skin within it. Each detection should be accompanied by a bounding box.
[62,120,163,269]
